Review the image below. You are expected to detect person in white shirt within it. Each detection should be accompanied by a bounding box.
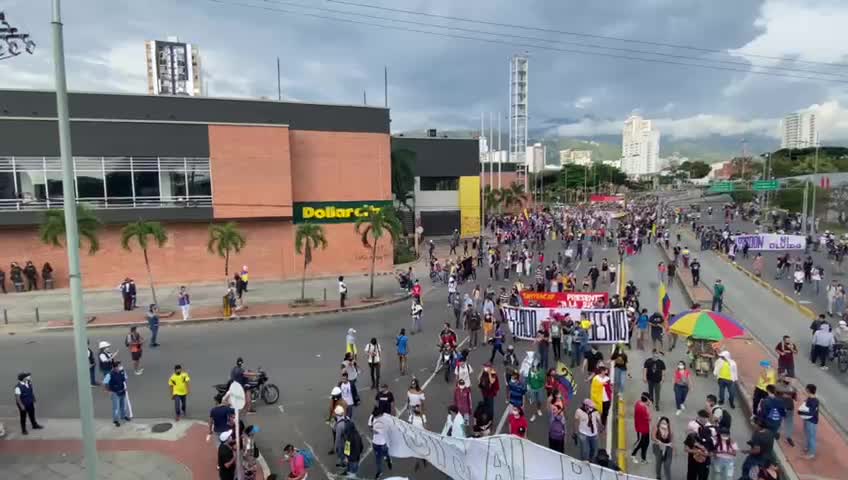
[368,407,393,477]
[447,276,457,306]
[441,405,466,438]
[574,399,601,461]
[338,276,348,308]
[793,268,805,295]
[338,373,355,416]
[364,338,382,390]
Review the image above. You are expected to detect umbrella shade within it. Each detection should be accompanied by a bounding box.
[669,310,745,341]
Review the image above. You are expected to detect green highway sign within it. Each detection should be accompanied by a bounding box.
[753,180,779,191]
[708,182,734,193]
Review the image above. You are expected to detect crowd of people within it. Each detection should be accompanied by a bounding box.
[0,260,54,292]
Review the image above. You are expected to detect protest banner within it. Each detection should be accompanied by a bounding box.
[519,291,609,308]
[384,415,650,480]
[734,233,806,251]
[503,306,628,343]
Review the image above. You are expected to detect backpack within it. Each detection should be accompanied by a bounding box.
[125,334,131,347]
[697,425,716,452]
[713,407,732,430]
[297,448,316,469]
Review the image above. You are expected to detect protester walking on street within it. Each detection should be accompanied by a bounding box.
[811,323,834,369]
[396,329,409,375]
[799,383,819,459]
[365,337,382,389]
[775,336,798,378]
[712,427,738,480]
[611,344,629,397]
[368,406,393,479]
[752,361,777,420]
[548,403,567,453]
[775,374,797,447]
[713,351,738,409]
[674,360,692,415]
[652,416,674,479]
[103,360,130,427]
[711,279,725,312]
[631,392,652,464]
[643,349,666,411]
[14,372,42,435]
[146,304,160,347]
[126,326,144,375]
[87,340,98,386]
[168,364,190,421]
[441,405,466,439]
[575,399,602,461]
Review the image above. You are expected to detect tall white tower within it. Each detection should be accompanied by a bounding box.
[509,54,529,190]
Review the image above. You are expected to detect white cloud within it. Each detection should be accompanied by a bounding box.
[574,96,593,109]
[554,113,781,140]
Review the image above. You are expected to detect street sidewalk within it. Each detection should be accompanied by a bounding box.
[657,240,848,480]
[4,240,457,330]
[0,418,256,480]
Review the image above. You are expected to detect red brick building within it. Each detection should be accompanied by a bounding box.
[0,90,392,288]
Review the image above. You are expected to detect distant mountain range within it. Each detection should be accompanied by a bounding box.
[396,128,786,166]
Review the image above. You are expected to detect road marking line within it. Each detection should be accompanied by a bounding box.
[495,403,510,434]
[277,404,285,414]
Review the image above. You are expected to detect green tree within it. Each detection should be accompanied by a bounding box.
[355,206,402,298]
[391,149,416,212]
[295,222,328,301]
[39,204,103,255]
[679,160,711,179]
[120,220,169,305]
[483,185,501,214]
[207,222,247,279]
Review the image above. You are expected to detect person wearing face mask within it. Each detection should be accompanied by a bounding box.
[103,360,130,427]
[674,361,692,415]
[712,426,738,480]
[643,349,666,412]
[14,372,42,435]
[574,399,602,461]
[652,416,673,480]
[508,405,529,438]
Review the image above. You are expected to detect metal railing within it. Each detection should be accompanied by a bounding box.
[0,196,212,211]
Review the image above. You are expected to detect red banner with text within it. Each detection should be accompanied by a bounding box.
[519,291,609,308]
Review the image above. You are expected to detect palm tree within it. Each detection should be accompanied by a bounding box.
[354,205,402,298]
[391,149,416,213]
[294,222,328,301]
[508,181,527,206]
[483,185,501,214]
[39,204,103,254]
[207,222,247,280]
[120,220,168,305]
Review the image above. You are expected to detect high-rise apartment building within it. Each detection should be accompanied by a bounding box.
[781,112,817,149]
[559,149,593,167]
[509,54,529,189]
[145,38,202,96]
[621,115,660,175]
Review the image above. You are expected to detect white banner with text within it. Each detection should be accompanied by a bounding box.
[502,306,629,344]
[734,233,806,251]
[385,415,651,480]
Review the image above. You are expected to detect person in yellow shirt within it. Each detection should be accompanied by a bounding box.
[752,360,776,419]
[168,364,191,421]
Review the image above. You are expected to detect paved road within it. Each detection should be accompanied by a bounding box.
[621,244,753,479]
[692,211,845,320]
[0,234,618,479]
[672,225,848,437]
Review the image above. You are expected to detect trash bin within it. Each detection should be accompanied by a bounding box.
[222,295,232,318]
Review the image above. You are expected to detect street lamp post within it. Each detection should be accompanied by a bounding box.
[51,1,99,479]
[811,140,820,235]
[0,11,36,60]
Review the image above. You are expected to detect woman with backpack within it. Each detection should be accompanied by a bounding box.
[283,444,313,480]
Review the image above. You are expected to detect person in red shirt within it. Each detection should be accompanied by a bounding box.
[478,363,500,420]
[411,280,422,303]
[282,444,307,480]
[439,323,457,349]
[631,392,653,464]
[508,406,529,438]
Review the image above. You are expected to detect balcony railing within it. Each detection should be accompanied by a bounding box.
[0,196,212,211]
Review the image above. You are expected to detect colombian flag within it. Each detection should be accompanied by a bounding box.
[659,282,671,321]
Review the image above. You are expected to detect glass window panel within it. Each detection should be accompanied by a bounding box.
[419,176,459,191]
[17,170,46,201]
[159,171,186,200]
[0,173,15,199]
[106,172,133,198]
[46,171,63,201]
[187,170,211,196]
[76,171,105,199]
[133,172,160,198]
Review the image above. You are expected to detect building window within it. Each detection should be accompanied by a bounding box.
[76,171,105,199]
[419,176,459,191]
[106,172,133,199]
[133,172,160,198]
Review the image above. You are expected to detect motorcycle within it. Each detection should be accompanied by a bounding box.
[435,345,455,383]
[396,271,413,291]
[214,367,280,406]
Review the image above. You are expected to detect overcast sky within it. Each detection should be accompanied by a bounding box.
[3,0,848,141]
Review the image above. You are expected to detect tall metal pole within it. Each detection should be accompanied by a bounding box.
[480,112,485,234]
[276,57,281,101]
[384,66,388,108]
[51,1,98,479]
[497,112,502,190]
[811,140,820,235]
[488,112,494,191]
[363,90,366,105]
[802,181,809,235]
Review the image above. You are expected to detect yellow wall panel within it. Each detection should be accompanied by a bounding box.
[459,176,481,237]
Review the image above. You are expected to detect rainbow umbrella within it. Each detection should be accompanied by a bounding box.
[669,309,745,341]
